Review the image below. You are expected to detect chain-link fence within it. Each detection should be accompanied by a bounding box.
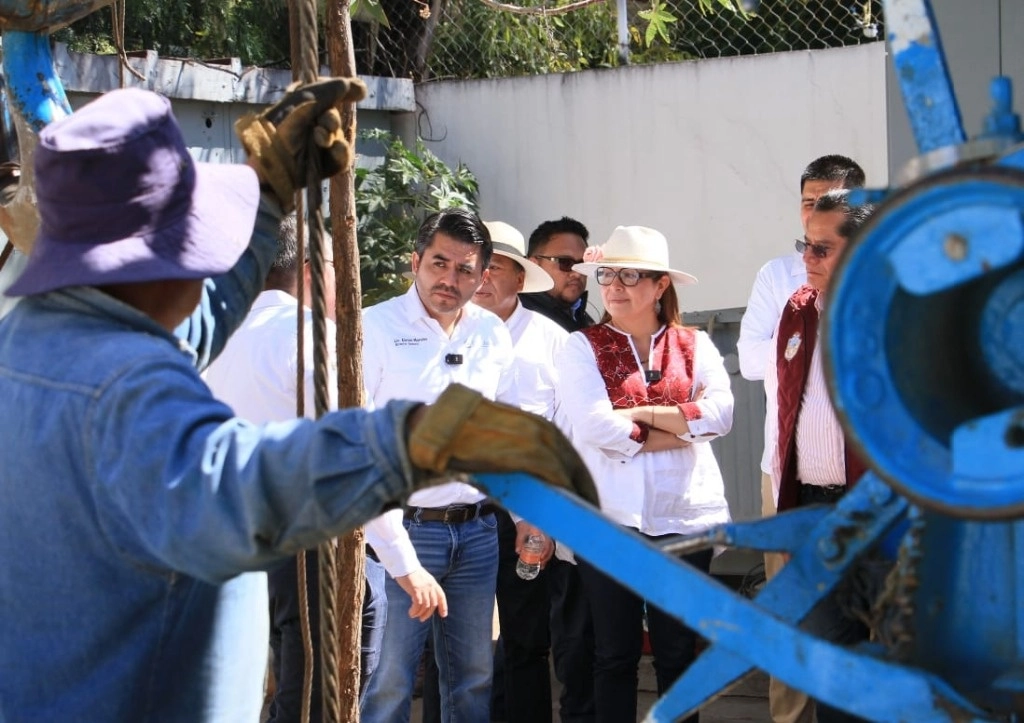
[353,0,883,81]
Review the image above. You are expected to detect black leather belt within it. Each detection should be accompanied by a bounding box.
[798,482,846,504]
[404,502,500,524]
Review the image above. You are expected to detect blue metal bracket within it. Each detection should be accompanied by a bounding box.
[476,471,990,721]
[886,0,965,153]
[658,505,830,556]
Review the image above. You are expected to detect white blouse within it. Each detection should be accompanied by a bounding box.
[557,324,733,536]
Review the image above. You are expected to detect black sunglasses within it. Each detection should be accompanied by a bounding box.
[794,238,833,259]
[533,254,583,273]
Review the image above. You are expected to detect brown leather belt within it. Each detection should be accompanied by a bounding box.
[403,502,500,524]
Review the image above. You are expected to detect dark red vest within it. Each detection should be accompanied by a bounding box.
[774,285,865,513]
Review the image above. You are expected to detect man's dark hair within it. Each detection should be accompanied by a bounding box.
[415,208,492,270]
[813,189,875,239]
[527,216,589,256]
[800,155,866,192]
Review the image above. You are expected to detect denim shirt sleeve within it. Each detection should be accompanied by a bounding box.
[174,194,281,371]
[90,352,419,584]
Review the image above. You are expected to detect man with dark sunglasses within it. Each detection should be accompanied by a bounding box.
[521,216,597,333]
[765,190,880,723]
[737,154,865,723]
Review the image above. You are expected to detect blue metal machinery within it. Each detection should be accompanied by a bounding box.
[0,0,1019,720]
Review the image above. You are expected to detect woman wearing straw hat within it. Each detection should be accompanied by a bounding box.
[557,225,734,722]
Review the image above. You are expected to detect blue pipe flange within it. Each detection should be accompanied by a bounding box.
[825,165,1024,519]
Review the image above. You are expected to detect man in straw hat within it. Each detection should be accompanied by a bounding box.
[472,220,567,723]
[0,86,596,721]
[522,215,600,723]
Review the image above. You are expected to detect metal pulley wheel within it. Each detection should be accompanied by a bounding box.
[825,164,1024,519]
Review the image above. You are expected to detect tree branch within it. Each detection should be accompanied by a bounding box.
[477,0,610,17]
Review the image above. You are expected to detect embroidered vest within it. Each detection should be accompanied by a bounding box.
[774,285,866,513]
[580,324,698,409]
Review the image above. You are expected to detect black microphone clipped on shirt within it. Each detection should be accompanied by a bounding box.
[445,353,464,365]
[645,369,662,383]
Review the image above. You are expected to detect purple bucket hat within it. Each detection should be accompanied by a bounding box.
[7,87,259,296]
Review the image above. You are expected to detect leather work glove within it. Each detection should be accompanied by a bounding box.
[408,384,600,508]
[235,77,367,212]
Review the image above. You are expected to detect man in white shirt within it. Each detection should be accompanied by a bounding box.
[737,155,865,723]
[205,215,386,721]
[765,191,877,723]
[472,221,567,723]
[360,209,517,723]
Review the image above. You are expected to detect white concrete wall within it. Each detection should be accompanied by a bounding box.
[415,43,890,313]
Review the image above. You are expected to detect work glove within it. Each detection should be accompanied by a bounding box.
[235,77,367,212]
[408,383,600,507]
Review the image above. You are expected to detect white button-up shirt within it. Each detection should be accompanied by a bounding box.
[764,292,847,504]
[557,324,733,536]
[502,300,577,560]
[363,286,517,577]
[737,252,807,473]
[504,301,568,424]
[205,289,338,422]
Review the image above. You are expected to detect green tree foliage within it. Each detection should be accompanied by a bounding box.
[643,0,880,61]
[426,0,620,78]
[356,129,479,305]
[54,0,293,66]
[51,0,881,88]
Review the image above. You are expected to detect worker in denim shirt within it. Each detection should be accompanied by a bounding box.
[0,86,597,722]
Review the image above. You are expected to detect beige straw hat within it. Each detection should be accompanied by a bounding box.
[572,225,697,285]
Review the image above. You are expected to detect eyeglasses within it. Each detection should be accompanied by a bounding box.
[595,266,661,287]
[533,255,583,273]
[794,238,833,259]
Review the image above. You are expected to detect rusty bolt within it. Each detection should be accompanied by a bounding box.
[944,234,968,261]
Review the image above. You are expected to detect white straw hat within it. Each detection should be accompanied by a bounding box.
[484,221,553,293]
[572,225,697,285]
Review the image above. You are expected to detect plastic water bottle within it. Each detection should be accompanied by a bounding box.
[516,533,546,580]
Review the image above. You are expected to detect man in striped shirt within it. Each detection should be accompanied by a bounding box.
[765,190,877,723]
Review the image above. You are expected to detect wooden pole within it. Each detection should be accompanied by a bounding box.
[326,0,367,720]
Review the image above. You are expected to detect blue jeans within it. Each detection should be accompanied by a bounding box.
[361,513,499,723]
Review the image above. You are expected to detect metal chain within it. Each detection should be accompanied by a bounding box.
[871,506,924,658]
